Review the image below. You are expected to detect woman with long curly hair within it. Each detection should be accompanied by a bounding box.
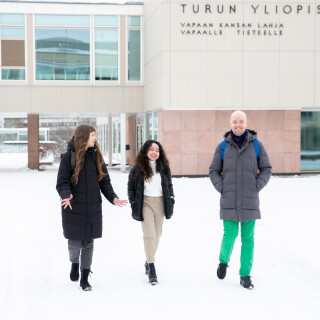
[56,125,127,291]
[127,140,174,285]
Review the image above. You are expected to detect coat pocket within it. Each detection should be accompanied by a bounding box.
[215,181,223,193]
[67,212,86,225]
[92,210,102,225]
[220,195,235,209]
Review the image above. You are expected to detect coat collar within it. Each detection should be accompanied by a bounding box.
[224,129,258,151]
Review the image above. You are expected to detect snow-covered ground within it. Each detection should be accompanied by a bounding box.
[1,159,319,320]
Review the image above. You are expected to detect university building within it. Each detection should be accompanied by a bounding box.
[0,0,319,174]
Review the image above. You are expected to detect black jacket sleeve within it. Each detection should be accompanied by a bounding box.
[127,165,137,205]
[56,152,73,200]
[99,163,118,204]
[168,174,175,203]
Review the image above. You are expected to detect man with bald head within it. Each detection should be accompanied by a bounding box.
[209,110,272,289]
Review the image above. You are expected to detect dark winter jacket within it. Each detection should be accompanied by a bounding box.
[56,139,118,241]
[209,130,272,222]
[127,163,175,221]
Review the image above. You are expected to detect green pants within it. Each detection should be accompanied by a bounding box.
[219,220,255,278]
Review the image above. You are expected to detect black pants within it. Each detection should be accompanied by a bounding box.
[68,239,94,270]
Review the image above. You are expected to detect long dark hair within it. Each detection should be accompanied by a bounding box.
[135,140,171,181]
[71,125,107,185]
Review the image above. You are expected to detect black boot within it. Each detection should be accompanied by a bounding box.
[240,276,254,289]
[217,263,229,280]
[70,263,79,282]
[148,263,158,285]
[145,261,149,275]
[80,269,92,291]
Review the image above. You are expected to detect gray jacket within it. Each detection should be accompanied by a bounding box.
[209,130,272,222]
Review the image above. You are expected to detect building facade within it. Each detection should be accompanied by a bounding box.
[144,0,320,175]
[0,0,320,174]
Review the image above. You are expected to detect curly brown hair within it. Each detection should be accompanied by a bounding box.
[135,140,171,182]
[71,125,107,185]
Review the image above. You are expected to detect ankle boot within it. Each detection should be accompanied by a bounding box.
[70,263,79,282]
[148,263,158,285]
[145,261,149,275]
[80,269,92,291]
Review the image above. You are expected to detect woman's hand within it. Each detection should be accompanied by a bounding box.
[113,198,128,207]
[61,194,73,210]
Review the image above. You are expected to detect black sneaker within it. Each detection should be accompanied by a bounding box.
[70,263,79,282]
[240,276,254,289]
[217,263,228,279]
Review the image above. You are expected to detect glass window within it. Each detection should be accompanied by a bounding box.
[145,112,158,140]
[128,16,141,27]
[95,16,118,27]
[96,122,108,156]
[0,124,29,154]
[38,117,96,163]
[136,114,145,151]
[39,131,46,141]
[95,29,118,81]
[2,69,25,80]
[18,131,27,141]
[153,111,158,141]
[0,14,24,26]
[301,112,320,170]
[35,15,90,27]
[112,121,121,161]
[0,131,18,143]
[128,30,140,81]
[146,112,152,140]
[35,29,90,80]
[1,28,25,37]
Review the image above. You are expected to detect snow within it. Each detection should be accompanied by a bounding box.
[1,161,320,320]
[0,153,27,170]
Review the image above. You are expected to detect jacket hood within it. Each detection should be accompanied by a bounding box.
[67,137,76,152]
[224,129,257,142]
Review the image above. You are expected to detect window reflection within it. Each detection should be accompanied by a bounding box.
[35,29,90,80]
[95,29,118,81]
[145,112,158,141]
[2,69,25,80]
[301,112,320,170]
[128,30,140,81]
[128,16,140,27]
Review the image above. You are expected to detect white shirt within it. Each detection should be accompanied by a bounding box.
[144,161,163,197]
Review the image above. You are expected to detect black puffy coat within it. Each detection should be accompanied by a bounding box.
[56,139,118,241]
[127,163,175,221]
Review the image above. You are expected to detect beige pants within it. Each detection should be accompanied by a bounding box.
[141,196,165,263]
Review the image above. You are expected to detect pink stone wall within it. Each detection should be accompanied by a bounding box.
[126,116,137,166]
[158,110,301,175]
[28,114,39,170]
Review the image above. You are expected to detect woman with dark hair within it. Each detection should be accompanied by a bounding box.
[127,140,175,285]
[56,125,127,291]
